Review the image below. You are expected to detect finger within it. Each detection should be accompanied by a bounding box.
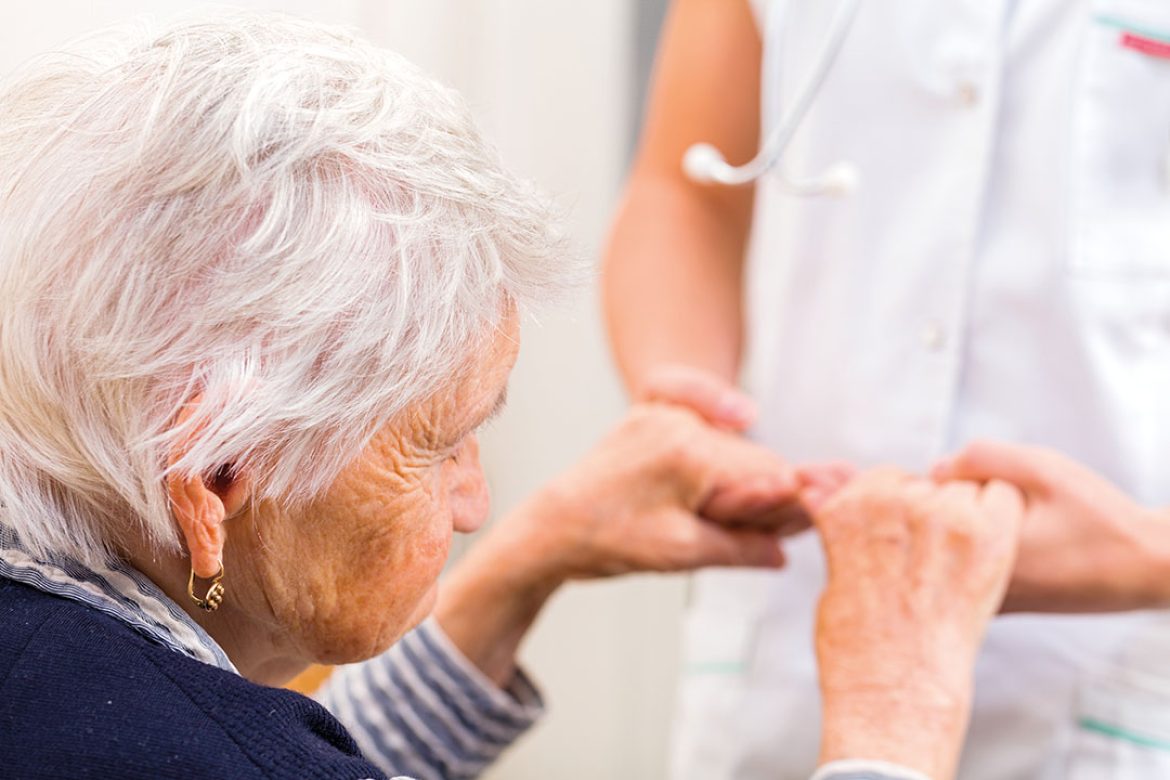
[801,484,833,513]
[979,478,1026,532]
[811,467,919,537]
[673,518,787,570]
[710,502,813,537]
[797,461,855,489]
[849,465,916,492]
[932,439,1046,488]
[640,365,757,431]
[702,472,806,529]
[698,439,804,527]
[797,462,856,510]
[938,479,981,507]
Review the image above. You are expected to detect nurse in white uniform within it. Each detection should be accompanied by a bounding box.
[603,0,1170,778]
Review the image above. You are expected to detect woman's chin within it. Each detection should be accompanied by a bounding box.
[301,582,442,666]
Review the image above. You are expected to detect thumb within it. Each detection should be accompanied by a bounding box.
[639,365,757,431]
[698,435,803,530]
[933,439,1045,489]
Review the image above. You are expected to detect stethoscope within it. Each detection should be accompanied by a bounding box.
[683,0,863,195]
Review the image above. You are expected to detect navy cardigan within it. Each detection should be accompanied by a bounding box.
[0,577,387,779]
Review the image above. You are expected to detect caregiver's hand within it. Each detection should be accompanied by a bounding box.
[815,468,1023,780]
[636,362,758,430]
[934,440,1170,613]
[437,403,811,684]
[635,362,856,514]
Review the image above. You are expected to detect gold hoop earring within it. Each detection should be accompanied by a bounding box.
[188,563,225,612]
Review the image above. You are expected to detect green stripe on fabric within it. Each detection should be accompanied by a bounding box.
[1095,14,1170,45]
[1079,717,1170,753]
[684,661,747,676]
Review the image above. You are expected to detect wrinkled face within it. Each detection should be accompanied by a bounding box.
[240,311,519,665]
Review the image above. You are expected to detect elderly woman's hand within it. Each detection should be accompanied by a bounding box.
[436,402,811,684]
[813,468,1023,780]
[522,402,810,578]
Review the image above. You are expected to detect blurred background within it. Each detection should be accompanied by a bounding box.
[2,2,685,777]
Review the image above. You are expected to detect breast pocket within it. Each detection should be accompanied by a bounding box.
[1071,0,1170,278]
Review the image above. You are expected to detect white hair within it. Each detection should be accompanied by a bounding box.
[0,11,580,567]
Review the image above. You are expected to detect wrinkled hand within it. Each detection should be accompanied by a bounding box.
[515,403,814,582]
[934,440,1170,613]
[814,468,1023,780]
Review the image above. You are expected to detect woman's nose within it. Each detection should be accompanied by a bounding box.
[450,436,491,533]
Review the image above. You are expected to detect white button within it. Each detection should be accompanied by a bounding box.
[957,81,980,107]
[922,323,947,351]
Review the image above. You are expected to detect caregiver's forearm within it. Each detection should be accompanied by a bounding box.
[603,174,749,393]
[601,0,758,395]
[435,498,565,687]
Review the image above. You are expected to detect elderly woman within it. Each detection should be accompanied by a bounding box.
[0,13,1024,780]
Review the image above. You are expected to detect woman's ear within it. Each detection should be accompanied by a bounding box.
[211,463,252,519]
[166,395,252,579]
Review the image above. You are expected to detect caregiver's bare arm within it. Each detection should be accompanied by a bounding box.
[602,0,760,400]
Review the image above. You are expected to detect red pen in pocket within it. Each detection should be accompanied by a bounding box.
[1120,31,1170,60]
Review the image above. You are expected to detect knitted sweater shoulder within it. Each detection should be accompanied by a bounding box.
[0,577,387,780]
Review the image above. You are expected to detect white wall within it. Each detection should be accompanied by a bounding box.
[0,3,685,777]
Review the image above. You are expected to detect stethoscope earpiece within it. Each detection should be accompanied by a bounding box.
[681,143,727,185]
[683,0,863,193]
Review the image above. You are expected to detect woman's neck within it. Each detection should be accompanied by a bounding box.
[126,544,310,686]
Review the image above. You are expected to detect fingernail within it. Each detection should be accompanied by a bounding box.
[718,394,757,422]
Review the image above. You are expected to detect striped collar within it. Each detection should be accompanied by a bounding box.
[0,519,237,674]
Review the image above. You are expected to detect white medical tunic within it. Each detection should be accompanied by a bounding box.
[672,1,1170,778]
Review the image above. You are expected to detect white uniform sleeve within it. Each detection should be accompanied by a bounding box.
[810,759,934,780]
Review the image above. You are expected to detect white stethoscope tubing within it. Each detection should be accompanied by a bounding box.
[683,0,863,190]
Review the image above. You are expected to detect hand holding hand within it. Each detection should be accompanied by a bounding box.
[934,440,1170,613]
[436,403,812,685]
[518,403,812,582]
[634,363,856,515]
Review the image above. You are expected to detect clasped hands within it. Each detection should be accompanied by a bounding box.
[634,364,1170,616]
[442,365,1169,779]
[601,364,1170,778]
[496,363,1168,623]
